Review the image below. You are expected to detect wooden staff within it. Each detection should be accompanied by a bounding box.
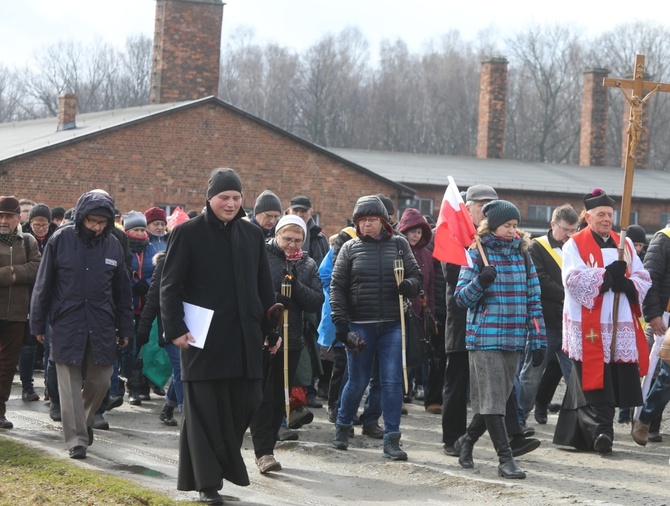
[281,275,292,421]
[394,257,408,394]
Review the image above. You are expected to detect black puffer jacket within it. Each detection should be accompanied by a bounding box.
[267,239,324,351]
[330,195,422,329]
[642,229,670,323]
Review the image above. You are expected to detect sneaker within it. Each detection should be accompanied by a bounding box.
[91,413,109,430]
[277,426,299,441]
[288,406,314,429]
[382,432,407,460]
[49,401,62,421]
[631,420,649,446]
[425,403,442,414]
[22,388,40,402]
[255,454,282,474]
[0,416,13,429]
[362,423,384,439]
[414,386,425,400]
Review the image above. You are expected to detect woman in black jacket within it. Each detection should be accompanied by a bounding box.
[249,215,324,474]
[330,195,422,460]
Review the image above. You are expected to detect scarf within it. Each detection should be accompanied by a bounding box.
[127,231,149,253]
[285,249,304,261]
[0,228,18,246]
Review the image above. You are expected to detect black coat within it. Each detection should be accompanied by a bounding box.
[528,230,565,329]
[266,240,324,351]
[136,250,165,348]
[642,229,670,323]
[30,192,134,367]
[160,204,276,381]
[330,233,422,330]
[443,262,467,353]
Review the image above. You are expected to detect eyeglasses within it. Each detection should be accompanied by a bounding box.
[30,222,50,229]
[278,236,303,246]
[85,216,109,227]
[261,212,281,221]
[555,223,578,235]
[359,217,380,224]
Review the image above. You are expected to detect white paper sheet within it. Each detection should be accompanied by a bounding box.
[182,301,214,349]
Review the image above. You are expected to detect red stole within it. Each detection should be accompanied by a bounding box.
[572,229,648,390]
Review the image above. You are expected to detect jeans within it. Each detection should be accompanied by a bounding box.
[360,355,382,426]
[639,360,670,425]
[164,343,183,408]
[517,328,572,421]
[19,344,36,390]
[337,321,403,433]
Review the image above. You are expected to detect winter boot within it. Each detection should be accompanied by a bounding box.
[382,432,407,461]
[160,404,178,426]
[485,415,526,479]
[459,413,487,469]
[332,423,351,450]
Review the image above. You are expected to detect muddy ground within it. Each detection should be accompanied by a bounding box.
[2,373,668,505]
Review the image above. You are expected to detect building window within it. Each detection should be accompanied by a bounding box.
[660,213,670,228]
[399,198,434,221]
[527,205,555,224]
[613,210,638,227]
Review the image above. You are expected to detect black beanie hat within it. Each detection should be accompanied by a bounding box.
[583,188,615,210]
[626,224,646,244]
[51,206,66,219]
[207,168,243,200]
[29,203,52,222]
[483,200,521,230]
[254,190,282,214]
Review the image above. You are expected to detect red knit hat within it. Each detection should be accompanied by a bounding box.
[144,206,167,224]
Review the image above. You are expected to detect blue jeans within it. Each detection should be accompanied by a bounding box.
[19,344,36,390]
[164,343,183,408]
[337,321,403,434]
[360,355,382,426]
[517,328,572,421]
[639,360,670,425]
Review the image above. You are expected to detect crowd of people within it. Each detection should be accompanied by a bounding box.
[0,172,668,505]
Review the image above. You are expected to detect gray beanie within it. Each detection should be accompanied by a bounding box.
[124,211,147,231]
[482,200,520,230]
[254,190,282,215]
[207,168,243,200]
[29,203,52,222]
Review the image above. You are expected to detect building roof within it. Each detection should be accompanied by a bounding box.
[0,97,414,196]
[328,148,670,201]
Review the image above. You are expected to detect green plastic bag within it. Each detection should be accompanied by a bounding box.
[141,318,172,389]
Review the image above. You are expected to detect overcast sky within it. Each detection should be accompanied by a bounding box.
[1,0,663,68]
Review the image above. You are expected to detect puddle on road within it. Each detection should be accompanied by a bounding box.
[112,464,168,478]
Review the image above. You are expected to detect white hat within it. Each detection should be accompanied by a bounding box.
[275,214,307,238]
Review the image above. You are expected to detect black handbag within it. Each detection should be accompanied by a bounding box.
[404,300,428,368]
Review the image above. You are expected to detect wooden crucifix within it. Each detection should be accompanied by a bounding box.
[602,54,670,352]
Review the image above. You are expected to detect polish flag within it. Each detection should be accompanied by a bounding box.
[432,176,476,266]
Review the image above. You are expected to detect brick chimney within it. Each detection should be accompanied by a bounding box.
[150,0,224,104]
[56,93,77,131]
[621,73,652,169]
[579,68,609,167]
[476,57,508,159]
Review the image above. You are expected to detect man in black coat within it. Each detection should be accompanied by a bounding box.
[160,168,276,506]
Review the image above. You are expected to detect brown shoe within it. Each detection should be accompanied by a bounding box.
[632,420,649,446]
[425,403,442,414]
[255,454,282,474]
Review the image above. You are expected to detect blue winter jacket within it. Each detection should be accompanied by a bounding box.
[455,232,546,352]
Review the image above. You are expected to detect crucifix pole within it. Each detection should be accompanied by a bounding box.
[602,54,670,355]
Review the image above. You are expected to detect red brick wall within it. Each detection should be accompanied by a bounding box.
[0,102,401,237]
[150,0,223,104]
[579,68,608,167]
[476,58,508,160]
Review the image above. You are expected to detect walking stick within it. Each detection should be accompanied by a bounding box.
[393,257,408,394]
[281,275,292,421]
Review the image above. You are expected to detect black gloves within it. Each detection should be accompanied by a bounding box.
[605,260,627,281]
[477,265,497,288]
[531,348,546,368]
[335,330,367,355]
[133,279,150,297]
[276,293,294,310]
[398,280,412,296]
[617,277,638,304]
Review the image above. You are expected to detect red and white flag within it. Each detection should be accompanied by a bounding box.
[432,176,476,266]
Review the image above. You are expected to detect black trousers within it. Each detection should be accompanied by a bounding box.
[327,347,347,411]
[441,351,469,445]
[424,325,446,407]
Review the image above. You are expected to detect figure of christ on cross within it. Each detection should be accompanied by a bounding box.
[617,82,661,160]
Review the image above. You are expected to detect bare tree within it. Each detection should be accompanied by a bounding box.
[116,35,152,108]
[0,64,27,122]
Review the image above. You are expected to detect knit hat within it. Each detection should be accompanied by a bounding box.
[144,206,167,225]
[626,224,646,244]
[207,168,243,200]
[290,195,312,210]
[51,206,66,220]
[0,196,20,215]
[375,194,395,217]
[29,203,52,222]
[124,211,147,231]
[275,214,307,239]
[583,188,615,210]
[482,200,521,230]
[254,190,282,215]
[466,185,498,202]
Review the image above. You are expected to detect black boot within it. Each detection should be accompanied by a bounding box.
[160,404,178,426]
[458,413,487,469]
[332,423,351,450]
[485,415,526,479]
